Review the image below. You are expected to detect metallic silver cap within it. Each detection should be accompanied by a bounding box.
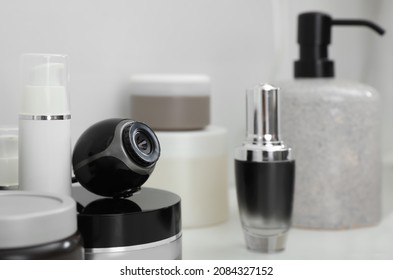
[235,83,292,162]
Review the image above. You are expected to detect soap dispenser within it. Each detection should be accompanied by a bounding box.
[279,12,385,229]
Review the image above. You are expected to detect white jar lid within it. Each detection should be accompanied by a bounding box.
[0,191,77,249]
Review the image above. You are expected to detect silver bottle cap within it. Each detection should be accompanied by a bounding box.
[235,83,291,162]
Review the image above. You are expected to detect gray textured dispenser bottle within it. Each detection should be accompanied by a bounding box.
[234,84,295,253]
[280,12,384,229]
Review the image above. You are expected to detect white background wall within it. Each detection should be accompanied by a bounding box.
[0,0,392,183]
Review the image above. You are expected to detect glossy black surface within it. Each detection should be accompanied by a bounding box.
[72,118,120,165]
[74,157,148,198]
[235,160,295,224]
[72,186,181,248]
[72,118,160,198]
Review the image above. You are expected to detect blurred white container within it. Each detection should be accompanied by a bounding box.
[0,127,18,188]
[130,74,229,227]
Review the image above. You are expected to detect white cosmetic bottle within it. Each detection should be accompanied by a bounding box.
[19,54,71,196]
[279,12,384,229]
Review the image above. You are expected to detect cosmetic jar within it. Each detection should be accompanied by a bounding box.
[0,127,18,189]
[0,191,83,259]
[72,186,182,260]
[130,74,210,130]
[144,127,227,227]
[130,74,228,228]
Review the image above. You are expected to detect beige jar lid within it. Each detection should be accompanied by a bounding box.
[130,74,210,130]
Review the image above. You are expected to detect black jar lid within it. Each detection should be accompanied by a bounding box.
[72,186,181,249]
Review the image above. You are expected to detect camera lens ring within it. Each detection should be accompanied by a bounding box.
[122,122,160,167]
[133,129,153,155]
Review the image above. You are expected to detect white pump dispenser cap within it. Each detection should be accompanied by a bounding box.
[20,54,70,116]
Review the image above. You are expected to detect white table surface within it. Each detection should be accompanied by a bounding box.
[182,165,393,260]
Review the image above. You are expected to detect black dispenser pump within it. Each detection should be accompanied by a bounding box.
[294,12,385,78]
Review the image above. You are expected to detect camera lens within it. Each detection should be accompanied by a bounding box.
[122,121,160,167]
[134,130,152,155]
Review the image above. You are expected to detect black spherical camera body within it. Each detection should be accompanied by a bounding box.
[72,119,160,198]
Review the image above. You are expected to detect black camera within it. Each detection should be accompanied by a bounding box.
[72,119,160,198]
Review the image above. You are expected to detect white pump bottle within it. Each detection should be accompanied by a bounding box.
[19,54,71,196]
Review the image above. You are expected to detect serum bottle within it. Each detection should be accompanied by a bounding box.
[19,54,71,196]
[234,84,295,253]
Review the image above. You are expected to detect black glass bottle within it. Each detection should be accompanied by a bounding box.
[234,84,295,253]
